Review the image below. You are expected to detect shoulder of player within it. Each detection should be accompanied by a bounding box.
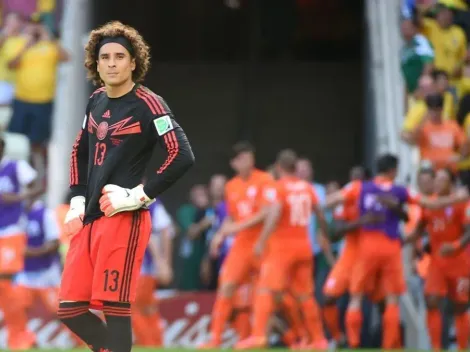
[133,85,171,117]
[451,24,466,38]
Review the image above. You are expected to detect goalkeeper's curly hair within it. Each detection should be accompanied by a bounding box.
[84,21,151,86]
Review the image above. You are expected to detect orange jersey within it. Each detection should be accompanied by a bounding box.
[418,120,466,171]
[422,201,470,271]
[335,181,361,259]
[225,169,274,242]
[265,175,319,242]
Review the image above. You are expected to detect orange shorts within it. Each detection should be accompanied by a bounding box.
[258,241,313,295]
[323,254,353,298]
[15,285,59,312]
[0,234,26,274]
[350,234,404,296]
[219,239,259,285]
[60,211,151,303]
[425,262,470,303]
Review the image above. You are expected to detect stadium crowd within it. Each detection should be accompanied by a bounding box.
[2,0,470,351]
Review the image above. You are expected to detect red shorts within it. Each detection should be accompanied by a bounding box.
[59,211,151,303]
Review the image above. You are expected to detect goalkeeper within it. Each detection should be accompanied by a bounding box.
[58,21,194,352]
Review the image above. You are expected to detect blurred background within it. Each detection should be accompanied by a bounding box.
[0,0,469,350]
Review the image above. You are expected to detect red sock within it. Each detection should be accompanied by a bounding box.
[251,291,274,338]
[383,303,400,349]
[299,298,325,343]
[455,312,469,350]
[323,304,341,341]
[281,294,307,341]
[210,295,233,343]
[345,307,362,348]
[233,310,251,340]
[426,309,441,350]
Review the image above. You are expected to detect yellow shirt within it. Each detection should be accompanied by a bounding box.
[402,93,455,131]
[0,36,27,83]
[37,0,56,12]
[15,40,59,103]
[422,18,467,84]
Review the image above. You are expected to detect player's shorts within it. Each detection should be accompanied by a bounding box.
[0,233,26,275]
[350,233,403,296]
[257,240,313,295]
[424,261,470,303]
[8,99,53,144]
[366,259,406,303]
[15,285,59,313]
[323,254,353,298]
[219,238,260,285]
[59,210,151,303]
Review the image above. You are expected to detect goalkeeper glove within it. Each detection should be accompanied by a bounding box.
[99,184,155,217]
[64,196,85,237]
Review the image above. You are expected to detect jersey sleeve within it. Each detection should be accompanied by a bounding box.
[140,94,195,199]
[333,204,346,221]
[16,160,37,186]
[69,97,92,198]
[405,187,421,204]
[341,181,361,203]
[262,183,280,206]
[43,208,60,242]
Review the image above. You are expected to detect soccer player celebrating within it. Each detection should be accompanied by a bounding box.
[406,169,470,350]
[202,141,273,348]
[58,22,194,352]
[236,149,330,350]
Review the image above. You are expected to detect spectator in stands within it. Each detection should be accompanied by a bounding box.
[6,15,69,182]
[420,3,467,94]
[178,184,213,291]
[456,91,470,188]
[432,69,455,119]
[403,93,468,171]
[0,12,24,107]
[401,74,454,141]
[400,17,434,99]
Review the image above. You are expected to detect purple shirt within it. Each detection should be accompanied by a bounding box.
[24,202,60,271]
[359,180,409,240]
[0,160,22,228]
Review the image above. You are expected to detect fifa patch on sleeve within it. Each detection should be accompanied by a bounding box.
[154,115,174,136]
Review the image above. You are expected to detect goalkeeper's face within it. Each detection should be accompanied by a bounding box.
[97,43,136,87]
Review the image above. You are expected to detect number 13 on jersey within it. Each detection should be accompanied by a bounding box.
[94,142,107,165]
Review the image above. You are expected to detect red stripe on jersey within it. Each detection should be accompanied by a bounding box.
[90,87,106,98]
[135,89,159,115]
[157,131,179,174]
[136,88,168,116]
[70,130,82,185]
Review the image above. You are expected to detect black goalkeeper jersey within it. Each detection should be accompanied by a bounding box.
[69,84,194,224]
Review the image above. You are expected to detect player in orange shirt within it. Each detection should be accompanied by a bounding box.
[236,149,332,350]
[201,141,274,348]
[409,93,469,172]
[406,168,470,351]
[321,166,370,346]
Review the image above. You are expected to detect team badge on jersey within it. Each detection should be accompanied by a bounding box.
[154,115,174,136]
[97,122,109,140]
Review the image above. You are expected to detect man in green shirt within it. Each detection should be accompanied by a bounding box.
[400,18,435,95]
